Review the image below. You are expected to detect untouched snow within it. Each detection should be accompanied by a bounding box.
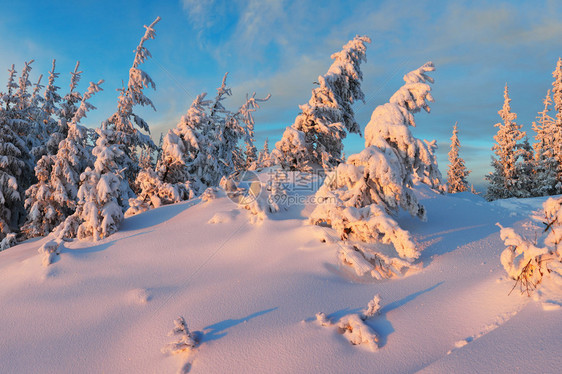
[0,181,561,373]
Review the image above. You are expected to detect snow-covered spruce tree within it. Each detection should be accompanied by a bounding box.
[5,62,36,190]
[27,74,53,161]
[0,122,28,248]
[42,60,61,126]
[47,61,82,156]
[57,127,126,241]
[532,90,558,196]
[257,137,274,168]
[22,80,103,238]
[240,92,271,170]
[273,36,370,171]
[158,92,214,198]
[310,62,442,279]
[446,122,471,193]
[498,196,562,296]
[513,138,535,198]
[0,65,35,242]
[549,58,562,194]
[32,60,63,158]
[103,16,160,195]
[14,60,49,163]
[211,73,248,177]
[485,84,527,201]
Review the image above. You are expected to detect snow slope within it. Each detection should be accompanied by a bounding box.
[0,180,561,373]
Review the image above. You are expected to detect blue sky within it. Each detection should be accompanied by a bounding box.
[1,0,562,189]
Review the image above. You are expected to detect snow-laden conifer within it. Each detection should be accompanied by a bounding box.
[36,60,62,157]
[310,62,441,278]
[257,138,274,168]
[240,92,270,170]
[549,58,562,193]
[103,17,160,193]
[70,128,125,241]
[447,122,471,193]
[485,84,527,200]
[47,61,82,155]
[273,36,370,171]
[532,90,557,196]
[43,60,61,121]
[0,123,27,247]
[513,138,535,198]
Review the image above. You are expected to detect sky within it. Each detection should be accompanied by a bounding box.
[1,0,562,189]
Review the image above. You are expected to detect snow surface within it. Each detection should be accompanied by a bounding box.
[0,177,561,373]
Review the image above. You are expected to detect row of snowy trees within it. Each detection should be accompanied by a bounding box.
[1,27,447,278]
[0,17,277,250]
[0,56,101,249]
[127,73,271,216]
[485,59,562,200]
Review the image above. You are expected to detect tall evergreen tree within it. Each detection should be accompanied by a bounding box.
[46,60,79,156]
[549,57,562,193]
[0,64,34,239]
[102,16,160,194]
[531,90,557,196]
[257,138,274,168]
[0,123,27,247]
[447,122,471,193]
[239,92,270,170]
[57,127,125,241]
[273,36,370,171]
[485,84,526,200]
[514,137,535,198]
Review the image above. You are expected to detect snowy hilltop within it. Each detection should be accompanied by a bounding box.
[1,169,561,373]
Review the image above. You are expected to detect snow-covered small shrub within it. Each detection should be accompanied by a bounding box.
[125,168,191,217]
[498,196,562,296]
[338,243,418,280]
[162,316,200,374]
[38,239,61,267]
[362,294,382,320]
[201,187,220,202]
[338,314,379,352]
[162,316,199,355]
[0,233,17,252]
[264,172,288,213]
[315,312,331,327]
[316,295,383,352]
